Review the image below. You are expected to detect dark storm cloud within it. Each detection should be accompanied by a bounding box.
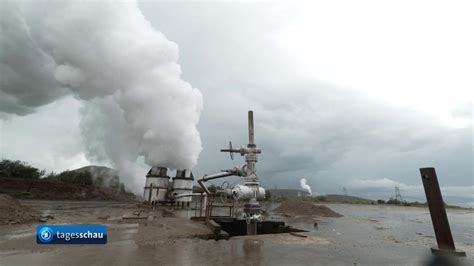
[0,1,471,204]
[139,2,472,203]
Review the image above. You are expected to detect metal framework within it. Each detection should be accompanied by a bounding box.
[195,111,264,235]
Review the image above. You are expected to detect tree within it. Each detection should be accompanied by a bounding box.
[46,170,93,185]
[386,198,401,205]
[315,195,327,202]
[0,159,44,179]
[265,190,272,200]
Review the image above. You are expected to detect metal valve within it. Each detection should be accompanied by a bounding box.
[220,141,235,160]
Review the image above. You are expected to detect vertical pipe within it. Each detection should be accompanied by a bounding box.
[248,110,255,146]
[148,183,153,203]
[247,222,257,235]
[199,193,203,217]
[419,167,456,250]
[203,194,207,216]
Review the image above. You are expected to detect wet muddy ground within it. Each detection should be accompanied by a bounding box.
[0,200,472,265]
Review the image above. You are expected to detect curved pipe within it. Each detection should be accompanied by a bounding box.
[198,168,243,196]
[172,192,203,199]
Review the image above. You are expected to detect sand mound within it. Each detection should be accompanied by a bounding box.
[273,200,343,217]
[0,194,40,224]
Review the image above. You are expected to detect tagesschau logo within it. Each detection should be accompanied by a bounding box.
[37,225,107,244]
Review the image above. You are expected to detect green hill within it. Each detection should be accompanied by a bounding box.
[323,194,375,204]
[71,165,121,189]
[266,189,375,204]
[45,165,124,192]
[267,189,310,198]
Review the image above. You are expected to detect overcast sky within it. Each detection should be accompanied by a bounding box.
[1,1,472,205]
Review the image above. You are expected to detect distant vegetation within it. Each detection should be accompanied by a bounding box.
[267,189,376,204]
[0,160,45,179]
[70,165,121,188]
[264,189,466,209]
[267,189,468,209]
[319,194,375,204]
[378,198,427,207]
[0,159,94,185]
[264,190,272,201]
[378,198,467,209]
[0,159,122,188]
[45,170,93,186]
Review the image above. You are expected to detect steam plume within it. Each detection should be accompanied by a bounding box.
[0,1,203,193]
[300,178,312,195]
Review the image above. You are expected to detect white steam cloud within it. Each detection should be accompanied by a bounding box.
[0,1,203,193]
[299,178,312,196]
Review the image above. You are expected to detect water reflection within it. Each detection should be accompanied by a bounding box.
[242,239,264,266]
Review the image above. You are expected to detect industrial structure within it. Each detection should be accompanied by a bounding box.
[196,110,266,235]
[143,110,284,236]
[143,167,195,206]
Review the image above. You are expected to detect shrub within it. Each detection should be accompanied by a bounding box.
[386,198,398,204]
[0,159,44,179]
[46,170,93,185]
[265,191,272,200]
[21,191,33,197]
[315,196,327,202]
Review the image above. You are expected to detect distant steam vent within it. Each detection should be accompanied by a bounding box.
[300,178,312,196]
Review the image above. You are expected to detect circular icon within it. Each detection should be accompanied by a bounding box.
[38,227,54,243]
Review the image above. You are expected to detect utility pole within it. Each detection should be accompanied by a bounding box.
[394,186,403,203]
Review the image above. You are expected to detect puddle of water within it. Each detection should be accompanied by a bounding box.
[108,223,139,229]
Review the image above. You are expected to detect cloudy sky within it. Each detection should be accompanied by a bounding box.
[1,0,472,205]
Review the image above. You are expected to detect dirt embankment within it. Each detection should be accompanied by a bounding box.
[273,200,343,217]
[0,177,136,201]
[0,194,40,225]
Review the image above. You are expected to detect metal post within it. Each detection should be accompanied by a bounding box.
[148,183,153,203]
[419,167,466,257]
[199,193,203,217]
[248,111,255,146]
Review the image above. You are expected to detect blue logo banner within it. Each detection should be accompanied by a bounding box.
[37,225,107,244]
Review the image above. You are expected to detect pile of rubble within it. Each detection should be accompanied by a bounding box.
[0,194,40,225]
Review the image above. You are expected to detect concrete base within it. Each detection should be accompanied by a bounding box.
[210,217,307,237]
[431,247,466,257]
